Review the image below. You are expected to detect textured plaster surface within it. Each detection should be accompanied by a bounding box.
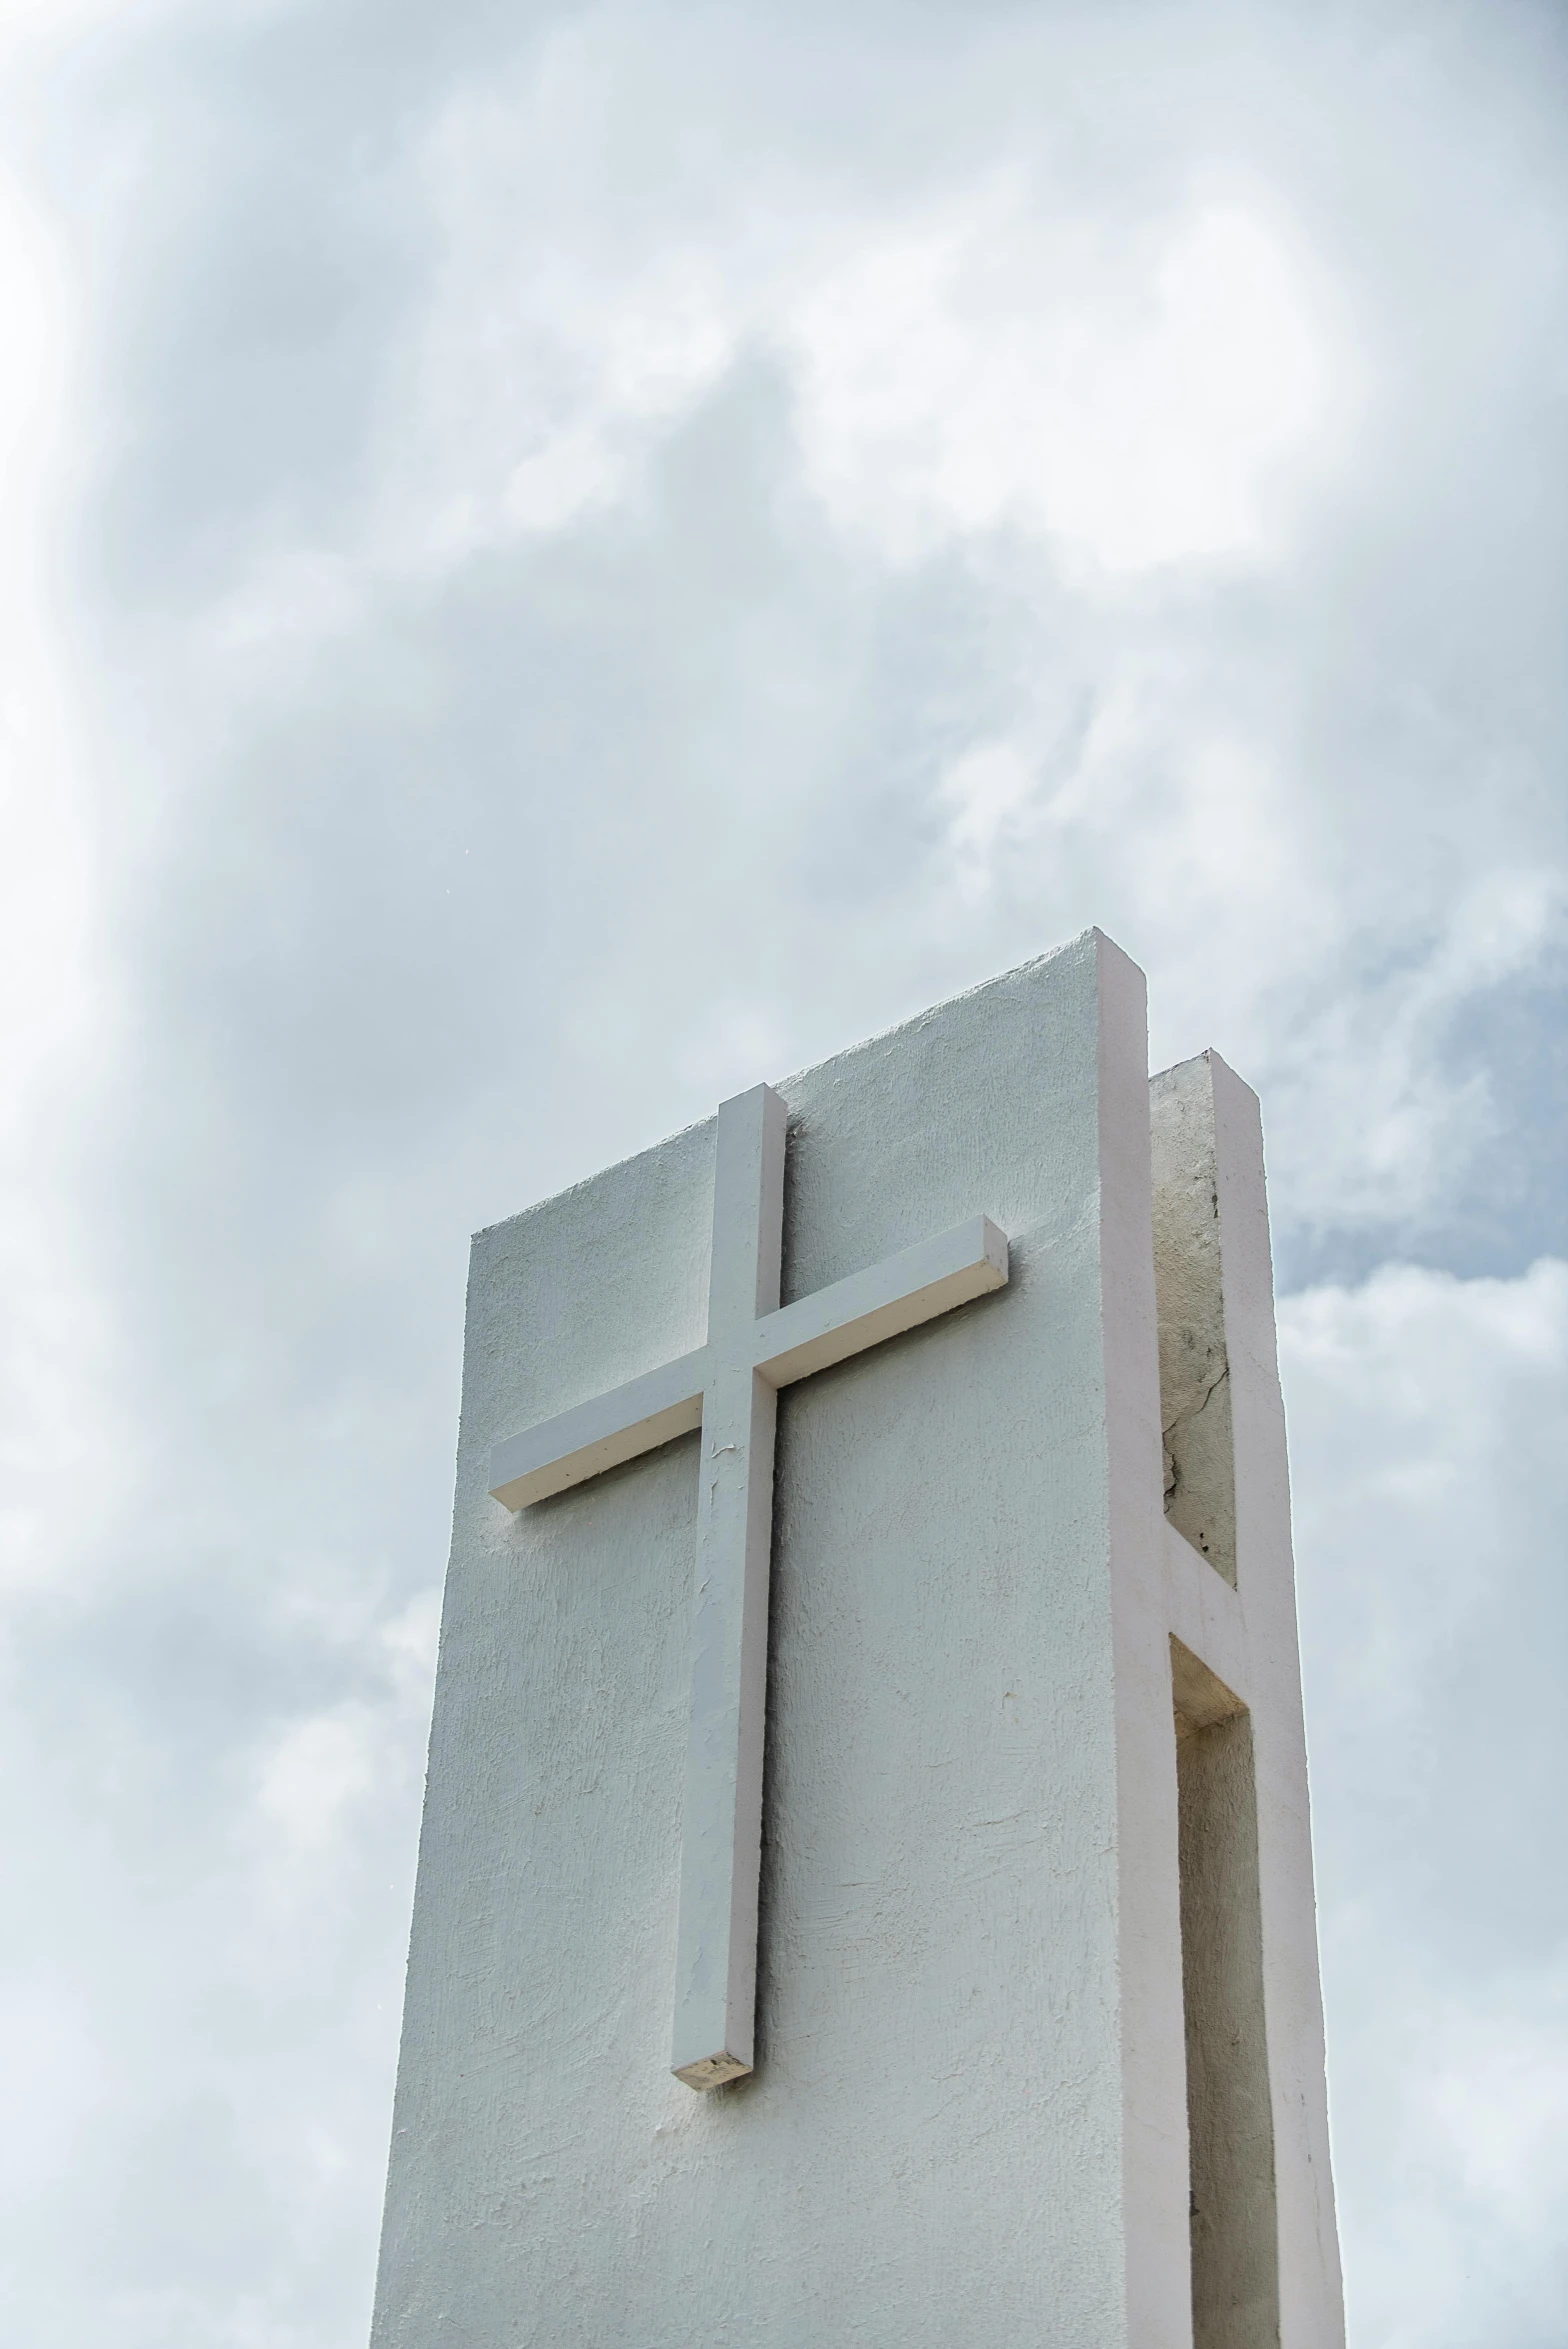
[370,950,1343,2349]
[1152,1054,1344,2349]
[372,933,1184,2346]
[1150,1058,1237,1584]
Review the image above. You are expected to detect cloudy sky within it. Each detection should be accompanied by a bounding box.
[0,0,1563,2341]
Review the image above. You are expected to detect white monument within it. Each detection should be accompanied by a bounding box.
[371,930,1344,2349]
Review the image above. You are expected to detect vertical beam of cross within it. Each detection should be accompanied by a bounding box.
[487,1082,1009,2089]
[671,1084,786,2088]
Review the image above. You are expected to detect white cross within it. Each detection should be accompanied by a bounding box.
[489,1084,1010,2090]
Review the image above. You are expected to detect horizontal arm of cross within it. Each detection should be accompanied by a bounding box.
[487,1217,1009,1513]
[752,1215,1008,1386]
[488,1348,707,1510]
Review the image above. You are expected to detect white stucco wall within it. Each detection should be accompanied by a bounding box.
[369,932,1341,2349]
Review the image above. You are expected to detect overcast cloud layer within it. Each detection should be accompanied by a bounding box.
[0,2,1563,2344]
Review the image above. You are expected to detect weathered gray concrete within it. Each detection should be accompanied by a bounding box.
[370,937,1343,2349]
[1151,1059,1239,1584]
[1151,1052,1344,2349]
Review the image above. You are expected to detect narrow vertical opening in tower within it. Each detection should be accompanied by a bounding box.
[1172,1636,1281,2349]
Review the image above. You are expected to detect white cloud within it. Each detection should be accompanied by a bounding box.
[255,1707,380,1854]
[0,1977,114,2194]
[1283,1258,1568,2345]
[1426,1979,1568,2248]
[790,188,1342,575]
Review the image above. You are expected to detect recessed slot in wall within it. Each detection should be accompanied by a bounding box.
[1173,1637,1280,2349]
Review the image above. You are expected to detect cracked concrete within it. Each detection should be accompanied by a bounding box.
[1151,1055,1238,1586]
